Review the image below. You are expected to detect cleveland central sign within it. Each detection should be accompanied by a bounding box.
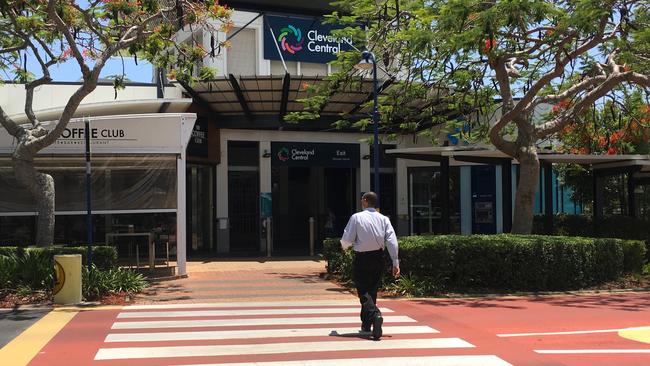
[264,15,354,64]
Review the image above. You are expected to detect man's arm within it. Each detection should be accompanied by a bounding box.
[340,215,356,249]
[384,218,399,276]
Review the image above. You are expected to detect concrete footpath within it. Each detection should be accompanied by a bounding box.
[135,258,355,303]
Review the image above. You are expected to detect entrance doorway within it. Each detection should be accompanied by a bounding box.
[186,164,215,255]
[271,166,355,255]
[228,141,260,254]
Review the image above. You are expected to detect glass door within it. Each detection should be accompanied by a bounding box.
[187,164,215,254]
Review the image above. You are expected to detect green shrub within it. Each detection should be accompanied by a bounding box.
[0,247,22,257]
[533,215,650,264]
[324,234,630,293]
[0,254,18,288]
[15,250,55,291]
[621,240,647,273]
[82,265,148,300]
[21,246,118,270]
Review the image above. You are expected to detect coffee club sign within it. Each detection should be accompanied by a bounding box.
[264,15,353,64]
[0,114,193,155]
[271,142,360,168]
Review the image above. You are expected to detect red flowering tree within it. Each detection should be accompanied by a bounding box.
[0,0,232,246]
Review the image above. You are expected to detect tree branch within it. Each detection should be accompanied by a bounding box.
[0,105,24,138]
[536,71,650,137]
[46,0,90,79]
[497,16,610,131]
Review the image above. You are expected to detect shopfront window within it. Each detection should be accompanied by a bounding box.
[0,155,177,245]
[409,166,461,234]
[0,155,176,212]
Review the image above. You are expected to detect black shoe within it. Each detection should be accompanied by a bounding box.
[372,315,383,340]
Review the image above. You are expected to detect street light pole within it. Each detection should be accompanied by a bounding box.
[355,51,381,209]
[371,54,380,210]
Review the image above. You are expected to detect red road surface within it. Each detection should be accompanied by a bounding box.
[24,292,650,366]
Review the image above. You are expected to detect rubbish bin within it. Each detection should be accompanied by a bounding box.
[53,254,82,305]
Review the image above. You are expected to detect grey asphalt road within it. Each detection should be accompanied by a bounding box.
[0,307,51,348]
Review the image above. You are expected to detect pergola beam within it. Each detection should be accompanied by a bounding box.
[177,79,220,115]
[228,74,254,122]
[279,72,291,122]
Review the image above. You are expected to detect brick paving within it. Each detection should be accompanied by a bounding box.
[135,258,355,304]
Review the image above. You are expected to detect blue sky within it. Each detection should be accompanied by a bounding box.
[5,57,156,83]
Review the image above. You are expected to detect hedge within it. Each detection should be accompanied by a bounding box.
[324,234,643,292]
[0,246,117,270]
[533,215,650,264]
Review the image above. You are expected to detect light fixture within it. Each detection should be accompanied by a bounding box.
[354,50,375,71]
[262,150,271,158]
[362,154,371,160]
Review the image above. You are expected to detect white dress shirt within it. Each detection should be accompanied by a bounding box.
[340,208,399,267]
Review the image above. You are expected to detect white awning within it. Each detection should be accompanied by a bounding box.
[8,98,193,124]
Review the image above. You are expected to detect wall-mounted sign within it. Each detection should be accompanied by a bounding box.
[187,119,208,157]
[264,15,354,64]
[271,142,359,168]
[0,114,196,155]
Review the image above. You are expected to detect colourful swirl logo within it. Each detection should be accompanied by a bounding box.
[277,147,290,162]
[277,25,303,54]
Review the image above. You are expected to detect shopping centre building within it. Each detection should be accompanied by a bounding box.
[6,0,639,275]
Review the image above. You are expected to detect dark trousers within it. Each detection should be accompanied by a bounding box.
[353,249,384,327]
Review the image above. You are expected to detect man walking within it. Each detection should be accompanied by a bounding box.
[341,191,400,340]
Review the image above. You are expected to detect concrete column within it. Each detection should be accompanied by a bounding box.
[259,140,271,252]
[359,143,371,210]
[395,157,410,236]
[176,153,187,276]
[216,135,230,253]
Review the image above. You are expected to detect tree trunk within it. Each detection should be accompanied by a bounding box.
[512,148,540,234]
[13,156,55,246]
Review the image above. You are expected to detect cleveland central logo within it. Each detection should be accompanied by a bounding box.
[277,147,290,161]
[277,25,303,54]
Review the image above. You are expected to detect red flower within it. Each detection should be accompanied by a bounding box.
[483,38,497,53]
[607,147,617,155]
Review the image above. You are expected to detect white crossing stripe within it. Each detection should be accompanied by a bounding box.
[105,325,439,342]
[124,300,361,310]
[112,315,417,329]
[117,307,394,319]
[498,326,650,337]
[536,349,650,354]
[173,355,514,366]
[94,338,475,360]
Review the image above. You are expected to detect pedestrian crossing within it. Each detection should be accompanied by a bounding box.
[95,301,514,365]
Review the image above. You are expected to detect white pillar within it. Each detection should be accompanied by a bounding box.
[176,151,187,276]
[216,133,229,253]
[359,143,371,210]
[259,140,271,252]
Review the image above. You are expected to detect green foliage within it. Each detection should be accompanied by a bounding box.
[533,215,650,268]
[0,245,119,293]
[324,234,633,294]
[82,265,148,300]
[0,254,18,288]
[14,250,54,291]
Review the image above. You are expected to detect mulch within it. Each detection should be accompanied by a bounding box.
[0,289,51,308]
[0,289,135,308]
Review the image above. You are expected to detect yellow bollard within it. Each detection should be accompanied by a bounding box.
[53,254,82,305]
